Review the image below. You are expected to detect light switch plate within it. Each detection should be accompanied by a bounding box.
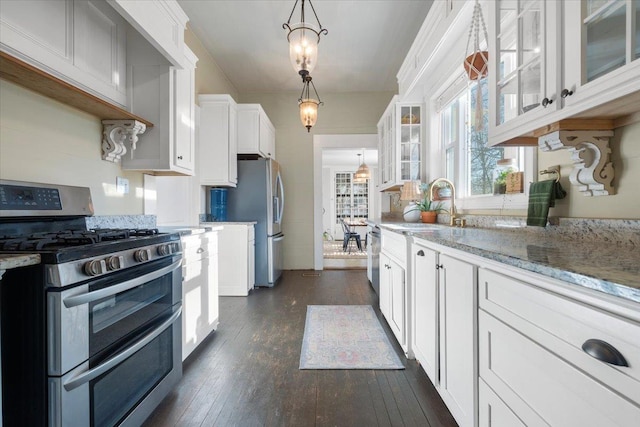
[116,177,129,194]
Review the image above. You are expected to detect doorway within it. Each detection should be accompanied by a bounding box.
[313,135,378,270]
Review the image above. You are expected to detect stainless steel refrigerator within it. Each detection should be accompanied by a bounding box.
[226,158,284,287]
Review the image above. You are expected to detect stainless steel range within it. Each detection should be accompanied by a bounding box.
[0,180,183,427]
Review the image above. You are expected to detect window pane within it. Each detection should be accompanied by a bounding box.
[469,80,504,196]
[446,147,455,182]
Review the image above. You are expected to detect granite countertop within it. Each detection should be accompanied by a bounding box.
[373,220,640,304]
[200,221,257,226]
[158,225,222,236]
[0,254,41,272]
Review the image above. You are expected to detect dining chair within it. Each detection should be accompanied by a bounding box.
[340,219,362,252]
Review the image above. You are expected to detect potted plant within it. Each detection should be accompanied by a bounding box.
[414,198,445,223]
[493,169,509,194]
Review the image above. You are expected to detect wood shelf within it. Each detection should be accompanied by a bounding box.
[0,51,153,127]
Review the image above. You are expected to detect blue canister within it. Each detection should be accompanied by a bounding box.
[210,188,228,221]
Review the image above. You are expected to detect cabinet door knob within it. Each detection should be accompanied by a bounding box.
[417,250,425,256]
[435,264,443,270]
[561,89,574,98]
[541,97,553,107]
[177,156,183,160]
[581,339,628,367]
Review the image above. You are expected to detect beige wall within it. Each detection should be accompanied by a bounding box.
[536,122,640,219]
[0,80,145,215]
[238,91,394,269]
[185,27,239,102]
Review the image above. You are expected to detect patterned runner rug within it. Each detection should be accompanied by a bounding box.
[299,305,404,370]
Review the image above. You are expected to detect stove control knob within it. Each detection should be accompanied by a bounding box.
[84,259,107,276]
[106,255,124,271]
[157,244,172,256]
[134,249,151,262]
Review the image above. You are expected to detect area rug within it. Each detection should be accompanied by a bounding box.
[299,305,404,370]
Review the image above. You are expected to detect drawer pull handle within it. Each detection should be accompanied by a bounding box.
[581,339,628,367]
[417,250,425,256]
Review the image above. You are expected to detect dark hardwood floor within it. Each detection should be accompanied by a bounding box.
[144,270,458,427]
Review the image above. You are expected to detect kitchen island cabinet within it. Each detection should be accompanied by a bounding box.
[181,229,219,361]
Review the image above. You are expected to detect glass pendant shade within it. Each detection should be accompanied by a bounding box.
[288,22,319,75]
[283,0,328,76]
[299,98,320,132]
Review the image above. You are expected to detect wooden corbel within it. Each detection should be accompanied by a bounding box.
[102,120,147,163]
[538,130,615,196]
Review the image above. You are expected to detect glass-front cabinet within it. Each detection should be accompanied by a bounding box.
[488,0,640,146]
[562,0,640,110]
[377,96,423,191]
[488,0,561,145]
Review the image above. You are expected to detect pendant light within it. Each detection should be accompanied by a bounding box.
[353,150,371,182]
[298,74,323,132]
[283,0,328,78]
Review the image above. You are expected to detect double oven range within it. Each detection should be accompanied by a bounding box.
[0,180,183,427]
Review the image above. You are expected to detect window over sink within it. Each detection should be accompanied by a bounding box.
[437,76,536,210]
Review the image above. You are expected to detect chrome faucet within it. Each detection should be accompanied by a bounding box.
[429,178,458,227]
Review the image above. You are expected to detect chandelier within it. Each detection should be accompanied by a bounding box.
[298,74,323,132]
[283,0,328,78]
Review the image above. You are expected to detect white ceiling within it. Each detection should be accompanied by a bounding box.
[177,0,433,93]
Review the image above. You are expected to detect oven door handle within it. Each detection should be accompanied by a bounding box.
[63,259,182,308]
[63,305,182,391]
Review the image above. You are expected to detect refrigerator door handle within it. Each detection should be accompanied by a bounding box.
[276,172,285,223]
[273,234,285,242]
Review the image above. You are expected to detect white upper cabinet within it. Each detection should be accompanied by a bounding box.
[487,0,640,146]
[198,94,238,187]
[378,96,423,191]
[106,0,188,69]
[561,0,640,114]
[237,104,276,160]
[122,32,197,175]
[488,0,562,145]
[0,0,128,108]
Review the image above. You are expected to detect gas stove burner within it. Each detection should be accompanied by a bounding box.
[129,228,160,237]
[0,228,165,252]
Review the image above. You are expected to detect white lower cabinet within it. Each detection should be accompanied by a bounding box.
[410,238,477,427]
[411,242,438,383]
[478,268,640,427]
[437,253,477,427]
[181,231,219,361]
[380,252,407,350]
[478,379,525,427]
[215,223,255,296]
[380,229,409,355]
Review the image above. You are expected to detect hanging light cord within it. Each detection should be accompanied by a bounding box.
[283,0,328,36]
[298,76,324,105]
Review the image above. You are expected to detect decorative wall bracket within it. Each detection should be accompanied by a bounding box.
[102,120,147,163]
[538,130,615,196]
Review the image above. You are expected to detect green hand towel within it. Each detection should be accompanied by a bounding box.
[527,180,557,227]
